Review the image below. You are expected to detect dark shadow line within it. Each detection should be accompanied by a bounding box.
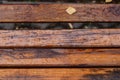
[0,47,120,49]
[0,65,120,69]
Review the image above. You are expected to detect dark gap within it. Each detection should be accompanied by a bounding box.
[1,46,120,49]
[0,65,120,68]
[0,22,120,30]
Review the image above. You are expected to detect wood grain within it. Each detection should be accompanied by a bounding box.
[0,4,119,22]
[0,29,120,48]
[0,48,120,67]
[0,68,119,80]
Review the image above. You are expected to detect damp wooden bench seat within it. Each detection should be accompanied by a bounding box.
[0,3,120,80]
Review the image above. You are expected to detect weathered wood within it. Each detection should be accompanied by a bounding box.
[0,68,119,80]
[0,48,120,67]
[0,4,119,22]
[0,29,120,48]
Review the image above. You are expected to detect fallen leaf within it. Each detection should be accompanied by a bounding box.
[105,0,112,3]
[66,7,76,15]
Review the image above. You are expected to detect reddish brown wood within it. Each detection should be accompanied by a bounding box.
[0,4,119,22]
[0,48,120,67]
[0,29,120,48]
[0,68,119,80]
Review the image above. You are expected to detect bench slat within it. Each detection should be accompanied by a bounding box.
[0,4,119,22]
[0,29,120,48]
[0,48,120,67]
[0,68,119,80]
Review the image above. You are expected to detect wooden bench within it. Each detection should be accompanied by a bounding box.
[0,3,120,80]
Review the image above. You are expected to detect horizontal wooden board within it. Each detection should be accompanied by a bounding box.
[0,68,119,80]
[0,48,120,67]
[0,29,120,48]
[0,4,119,22]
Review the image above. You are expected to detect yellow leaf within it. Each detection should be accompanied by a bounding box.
[105,0,112,3]
[66,7,76,15]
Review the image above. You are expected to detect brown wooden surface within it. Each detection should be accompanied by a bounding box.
[0,4,119,22]
[0,29,120,48]
[0,68,119,80]
[0,48,120,67]
[0,4,119,80]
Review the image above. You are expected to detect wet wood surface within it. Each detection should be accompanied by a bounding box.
[0,4,119,22]
[0,68,119,80]
[0,4,119,79]
[0,29,120,48]
[0,48,120,67]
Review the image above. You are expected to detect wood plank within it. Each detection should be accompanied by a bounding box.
[0,68,119,80]
[0,29,120,48]
[0,4,119,22]
[0,48,120,67]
